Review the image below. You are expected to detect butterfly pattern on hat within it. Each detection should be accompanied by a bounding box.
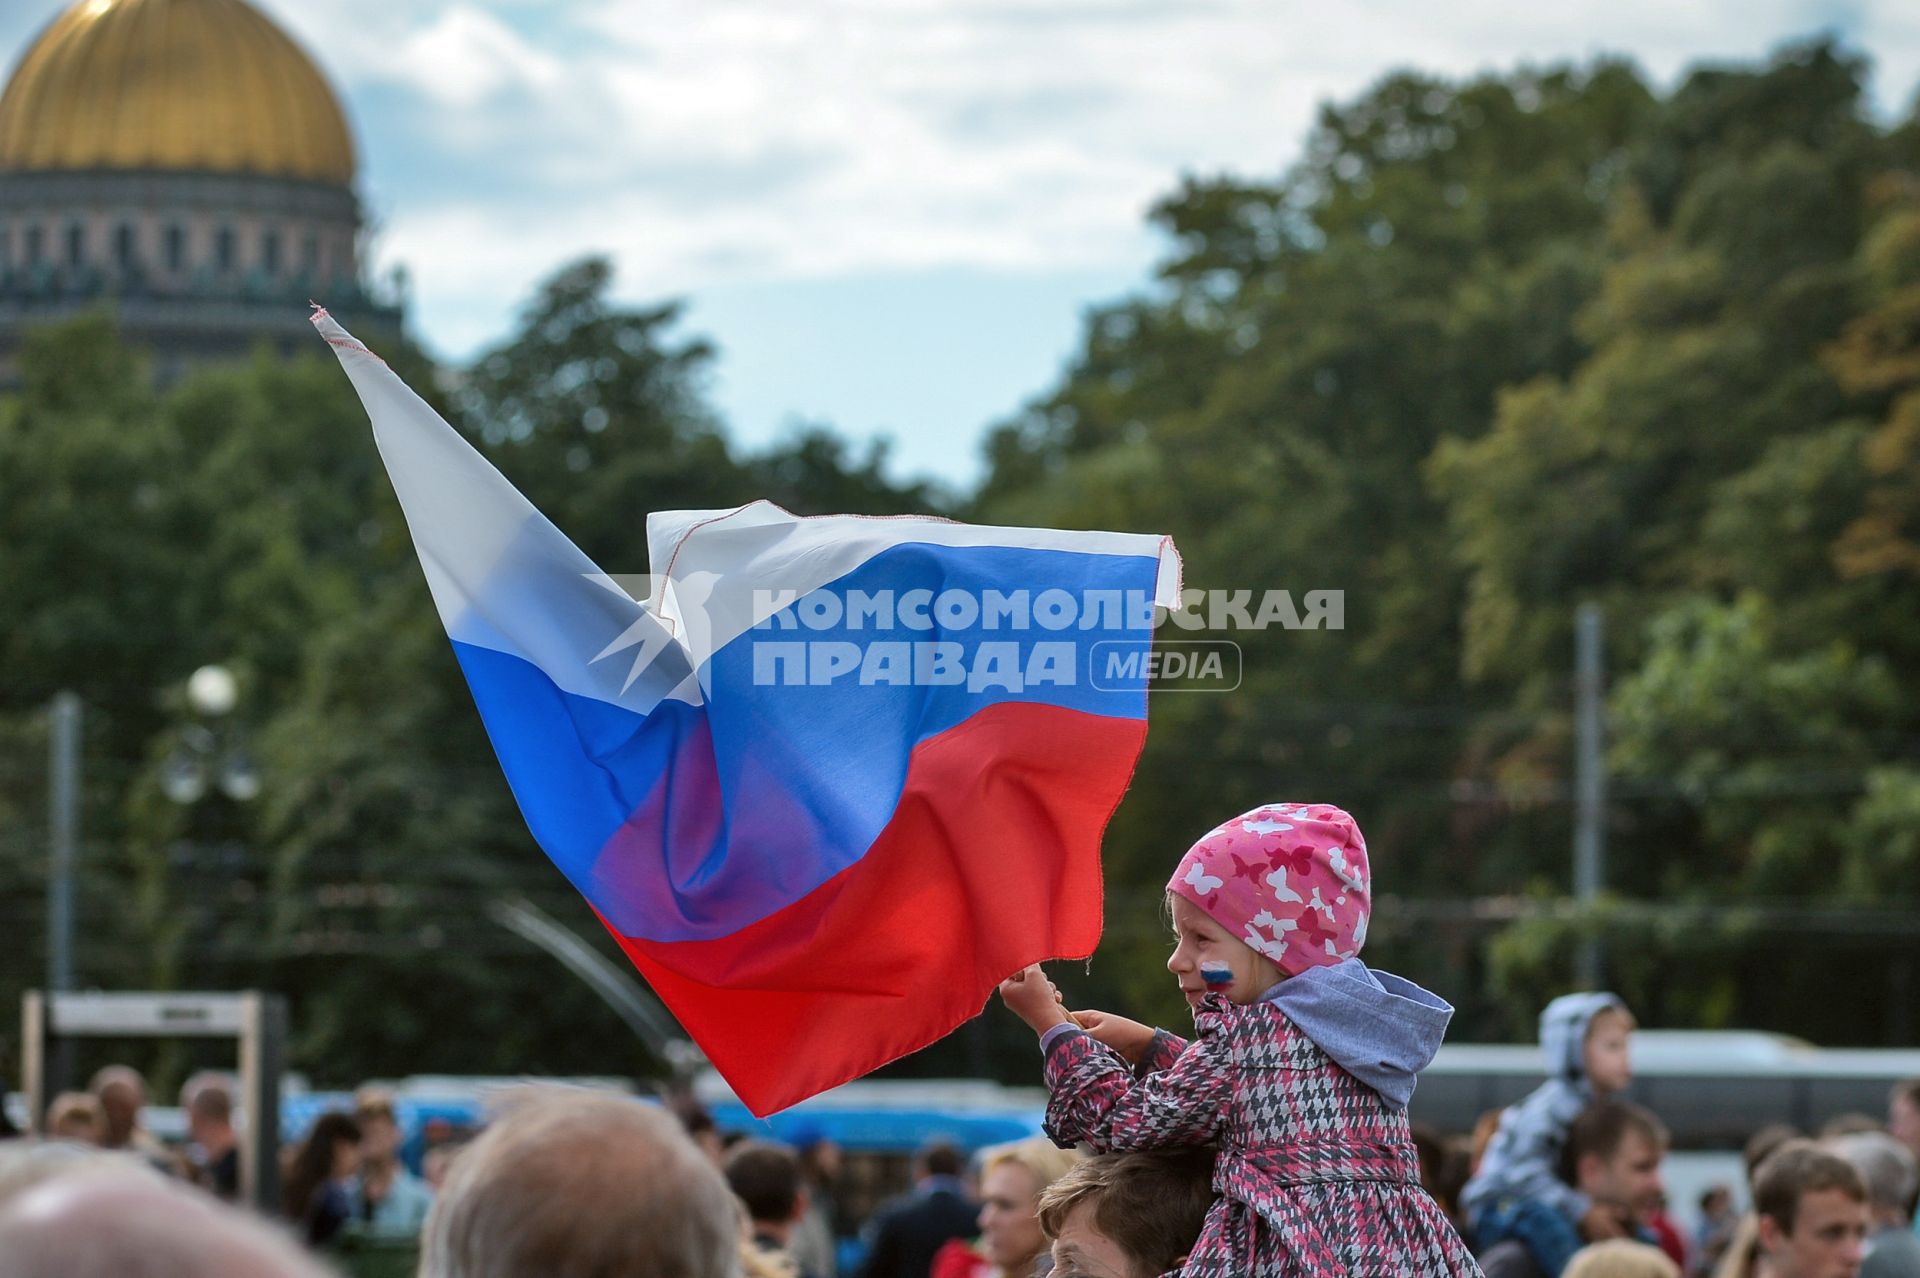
[1183,861,1224,897]
[1168,803,1372,977]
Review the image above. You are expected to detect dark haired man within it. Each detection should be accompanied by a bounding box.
[1755,1141,1869,1278]
[857,1142,978,1278]
[726,1140,819,1278]
[180,1071,240,1202]
[1477,1098,1668,1278]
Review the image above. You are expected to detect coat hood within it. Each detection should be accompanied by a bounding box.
[1265,959,1453,1109]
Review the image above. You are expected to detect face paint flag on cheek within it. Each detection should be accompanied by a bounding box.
[315,311,1184,1116]
[1200,964,1235,991]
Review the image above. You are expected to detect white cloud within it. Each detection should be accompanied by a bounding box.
[394,8,567,110]
[5,0,1912,476]
[243,0,1920,362]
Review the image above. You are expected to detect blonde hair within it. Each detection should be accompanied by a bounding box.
[1565,1240,1680,1278]
[1709,1215,1762,1278]
[738,1247,795,1278]
[978,1136,1080,1196]
[737,1225,798,1278]
[46,1094,104,1143]
[352,1085,399,1127]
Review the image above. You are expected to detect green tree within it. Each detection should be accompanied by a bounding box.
[976,40,1920,1044]
[0,260,943,1088]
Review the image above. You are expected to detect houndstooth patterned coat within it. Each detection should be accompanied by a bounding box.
[1043,996,1484,1278]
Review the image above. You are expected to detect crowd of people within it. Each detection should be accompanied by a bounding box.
[2,801,1919,1276]
[1417,1007,1920,1278]
[0,1034,1917,1276]
[4,1065,443,1249]
[0,1066,1254,1278]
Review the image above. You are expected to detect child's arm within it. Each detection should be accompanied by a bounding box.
[997,970,1186,1074]
[1039,1022,1228,1152]
[1071,1010,1187,1077]
[998,967,1225,1152]
[1135,1028,1188,1074]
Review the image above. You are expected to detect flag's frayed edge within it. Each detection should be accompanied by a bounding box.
[309,303,384,364]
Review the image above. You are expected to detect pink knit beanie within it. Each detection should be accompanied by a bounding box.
[1165,802,1372,976]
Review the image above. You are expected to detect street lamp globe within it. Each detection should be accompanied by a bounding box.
[160,754,207,805]
[187,665,238,717]
[220,753,262,803]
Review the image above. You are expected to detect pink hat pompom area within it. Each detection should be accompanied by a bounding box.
[1165,802,1372,978]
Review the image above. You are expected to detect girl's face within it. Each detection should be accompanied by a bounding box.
[1166,893,1284,1007]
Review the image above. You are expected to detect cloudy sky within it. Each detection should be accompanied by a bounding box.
[4,1,1919,487]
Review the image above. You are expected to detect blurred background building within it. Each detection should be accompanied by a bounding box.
[0,0,402,385]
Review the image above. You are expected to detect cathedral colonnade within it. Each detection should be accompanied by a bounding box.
[0,0,402,382]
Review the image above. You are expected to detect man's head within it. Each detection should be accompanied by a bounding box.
[723,1141,806,1232]
[1558,1098,1667,1227]
[180,1072,236,1149]
[352,1088,403,1166]
[45,1093,103,1145]
[1890,1079,1920,1159]
[1036,1149,1216,1278]
[86,1066,146,1148]
[670,1099,727,1166]
[1753,1140,1869,1278]
[917,1140,963,1181]
[0,1139,139,1205]
[1828,1131,1917,1231]
[0,1166,334,1278]
[418,1089,743,1278]
[795,1133,841,1184]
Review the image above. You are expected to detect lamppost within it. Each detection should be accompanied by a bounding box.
[159,665,260,806]
[46,692,81,999]
[155,665,260,997]
[44,691,82,1101]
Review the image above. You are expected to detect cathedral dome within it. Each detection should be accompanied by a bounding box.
[0,0,356,185]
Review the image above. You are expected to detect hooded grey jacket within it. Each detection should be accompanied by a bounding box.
[1458,991,1628,1229]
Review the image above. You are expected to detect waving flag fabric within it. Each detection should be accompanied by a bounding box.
[316,311,1182,1114]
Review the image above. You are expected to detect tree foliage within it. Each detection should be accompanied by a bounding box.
[4,38,1920,1094]
[974,39,1920,1041]
[0,265,942,1087]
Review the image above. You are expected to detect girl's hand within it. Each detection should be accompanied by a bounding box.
[997,965,1072,1036]
[1070,1010,1156,1064]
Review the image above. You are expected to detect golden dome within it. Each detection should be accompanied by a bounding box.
[0,0,356,184]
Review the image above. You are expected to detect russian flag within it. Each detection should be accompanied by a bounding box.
[316,311,1182,1114]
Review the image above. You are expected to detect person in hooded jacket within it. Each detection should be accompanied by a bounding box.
[1460,991,1639,1262]
[999,802,1481,1278]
